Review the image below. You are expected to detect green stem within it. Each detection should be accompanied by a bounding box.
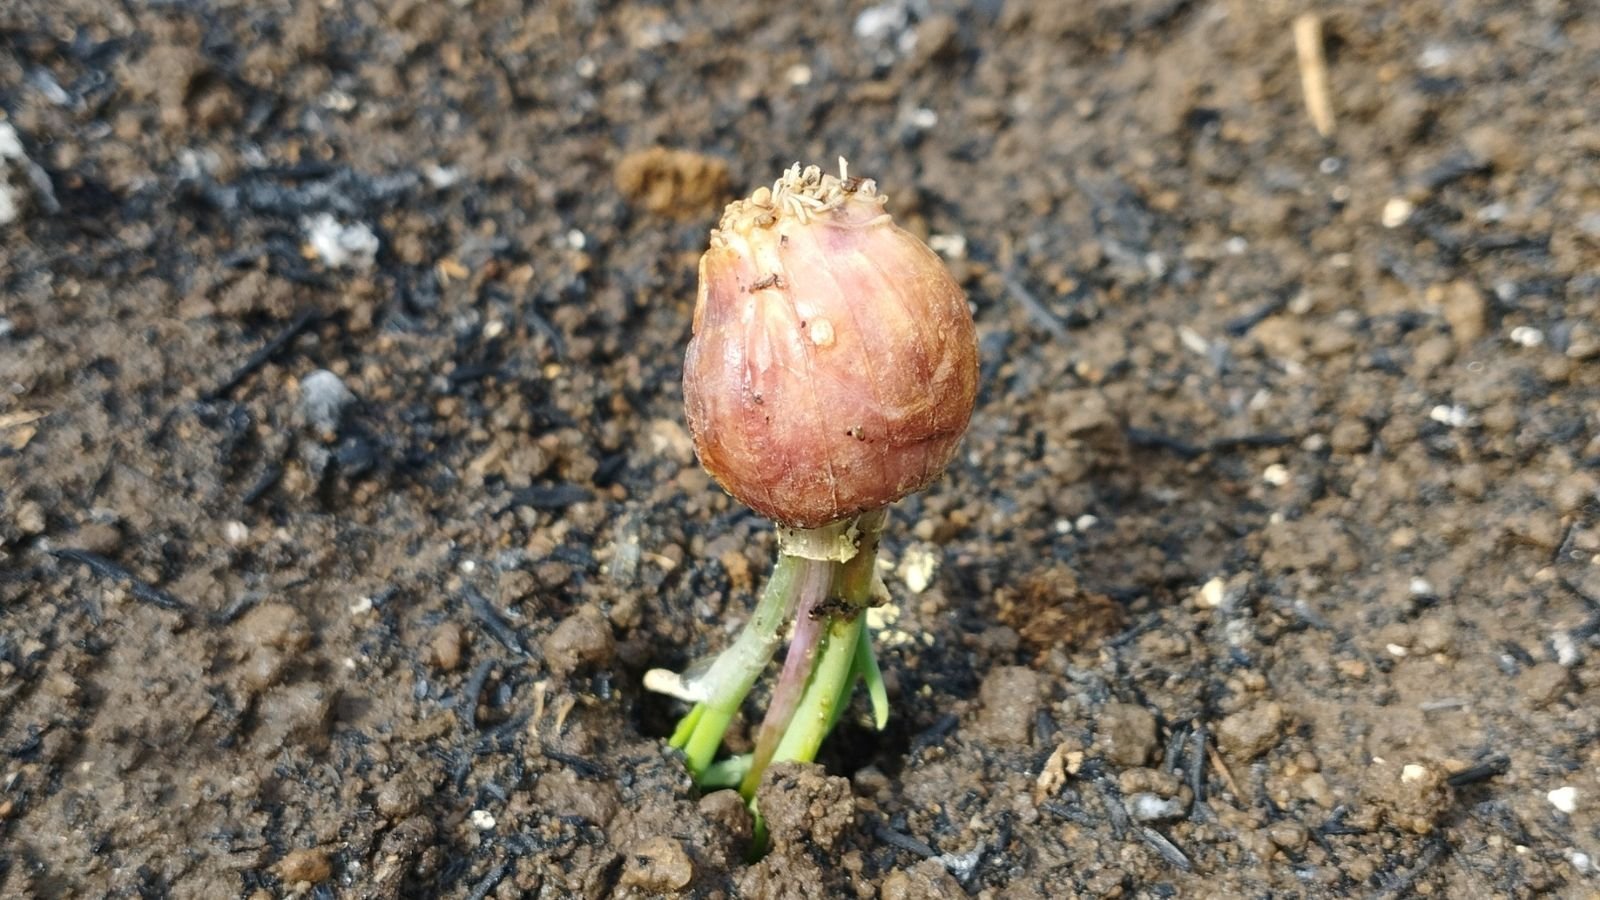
[656,553,830,778]
[651,509,892,805]
[855,622,890,730]
[767,611,866,767]
[737,567,833,795]
[739,514,886,797]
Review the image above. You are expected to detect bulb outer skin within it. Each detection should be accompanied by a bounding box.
[683,164,978,528]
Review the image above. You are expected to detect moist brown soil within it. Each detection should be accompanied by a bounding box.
[2,1,1598,897]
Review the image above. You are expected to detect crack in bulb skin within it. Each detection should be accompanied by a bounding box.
[684,160,979,528]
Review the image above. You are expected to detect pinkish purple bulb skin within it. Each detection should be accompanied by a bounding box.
[683,165,978,529]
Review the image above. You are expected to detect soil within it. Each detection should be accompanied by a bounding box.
[2,0,1598,897]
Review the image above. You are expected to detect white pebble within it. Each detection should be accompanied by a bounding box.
[0,122,33,226]
[424,164,461,189]
[348,595,373,615]
[1569,851,1592,874]
[469,809,497,830]
[1126,792,1186,822]
[1476,202,1508,223]
[319,89,357,112]
[1553,631,1580,667]
[1417,44,1455,70]
[1408,577,1434,597]
[928,233,967,260]
[897,543,940,595]
[1262,464,1291,487]
[0,186,18,229]
[298,369,356,435]
[1547,786,1577,814]
[0,122,23,160]
[1509,326,1544,348]
[1428,404,1470,428]
[1381,197,1414,229]
[1178,326,1210,355]
[785,64,812,86]
[1400,764,1428,784]
[854,3,908,42]
[1386,643,1409,658]
[1196,577,1226,609]
[1074,514,1099,532]
[304,213,379,270]
[222,520,250,546]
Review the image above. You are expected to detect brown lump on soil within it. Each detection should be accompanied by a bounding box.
[880,859,966,900]
[994,564,1125,658]
[615,147,730,217]
[619,834,695,893]
[1217,701,1288,762]
[273,847,333,884]
[542,604,617,675]
[975,665,1043,747]
[1096,702,1158,768]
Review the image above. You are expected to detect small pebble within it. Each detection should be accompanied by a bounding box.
[1126,792,1185,822]
[1267,821,1308,851]
[975,666,1042,747]
[897,543,940,594]
[1509,326,1544,348]
[1553,632,1580,668]
[15,500,45,535]
[222,520,249,545]
[620,835,695,893]
[1438,281,1487,346]
[1096,702,1158,767]
[426,622,465,672]
[469,809,496,830]
[1546,786,1577,814]
[1381,197,1414,228]
[1565,322,1600,360]
[1519,662,1569,709]
[273,847,332,884]
[1217,702,1286,761]
[1262,464,1290,486]
[303,213,379,269]
[928,233,967,259]
[543,605,616,675]
[298,369,356,437]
